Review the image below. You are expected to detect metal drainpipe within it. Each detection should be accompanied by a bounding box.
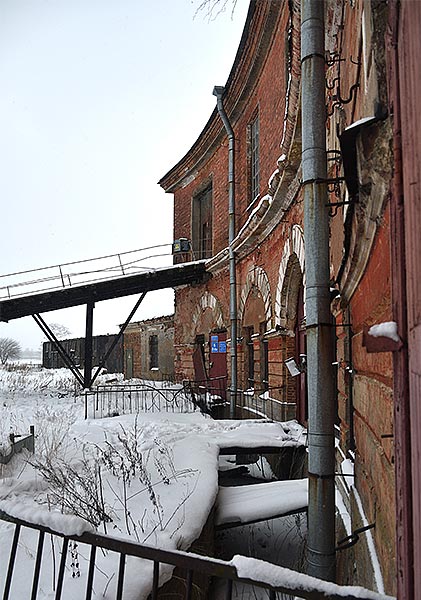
[213,85,237,419]
[301,0,336,581]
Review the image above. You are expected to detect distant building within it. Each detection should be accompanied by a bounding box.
[123,315,174,381]
[42,334,123,374]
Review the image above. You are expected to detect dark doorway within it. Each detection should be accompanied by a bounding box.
[295,283,307,423]
[125,347,133,379]
[193,335,207,385]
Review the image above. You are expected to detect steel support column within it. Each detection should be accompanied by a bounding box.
[84,300,94,389]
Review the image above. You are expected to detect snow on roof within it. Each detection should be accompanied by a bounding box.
[216,479,308,526]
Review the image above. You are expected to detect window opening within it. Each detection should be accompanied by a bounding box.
[250,115,260,202]
[149,334,158,370]
[192,185,213,259]
[245,326,255,389]
[260,322,269,391]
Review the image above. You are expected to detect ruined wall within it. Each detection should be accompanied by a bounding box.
[124,316,174,381]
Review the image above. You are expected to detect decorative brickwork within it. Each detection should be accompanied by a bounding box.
[238,266,272,331]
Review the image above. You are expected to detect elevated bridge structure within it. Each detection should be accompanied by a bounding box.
[0,246,209,388]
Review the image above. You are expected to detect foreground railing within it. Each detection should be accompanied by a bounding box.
[0,510,393,600]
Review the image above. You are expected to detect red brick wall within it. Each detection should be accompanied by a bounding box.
[337,209,395,591]
[173,7,291,258]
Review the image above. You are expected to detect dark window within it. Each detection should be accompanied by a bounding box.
[149,334,158,369]
[250,115,260,202]
[192,185,213,259]
[260,322,269,391]
[245,326,255,389]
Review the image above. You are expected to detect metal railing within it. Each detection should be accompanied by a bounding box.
[0,244,174,300]
[85,380,298,423]
[236,386,296,422]
[0,509,393,600]
[85,382,198,419]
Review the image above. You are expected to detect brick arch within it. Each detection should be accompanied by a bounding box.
[192,291,225,332]
[238,266,273,329]
[275,224,305,328]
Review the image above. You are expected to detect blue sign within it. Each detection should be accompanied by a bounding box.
[211,335,219,353]
[218,341,227,353]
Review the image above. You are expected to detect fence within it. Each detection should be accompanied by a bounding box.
[236,387,296,422]
[85,382,197,419]
[0,509,393,600]
[0,427,35,465]
[85,380,298,423]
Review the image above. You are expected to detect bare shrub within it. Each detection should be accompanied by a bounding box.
[0,337,21,365]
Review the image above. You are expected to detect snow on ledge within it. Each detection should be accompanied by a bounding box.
[231,555,395,599]
[216,479,308,526]
[368,321,400,343]
[0,499,95,536]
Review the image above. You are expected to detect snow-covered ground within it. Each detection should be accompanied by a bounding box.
[0,366,306,599]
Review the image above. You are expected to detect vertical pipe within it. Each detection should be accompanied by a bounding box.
[301,0,336,581]
[84,300,94,389]
[213,85,238,419]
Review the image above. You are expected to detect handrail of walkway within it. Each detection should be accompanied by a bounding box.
[0,244,174,300]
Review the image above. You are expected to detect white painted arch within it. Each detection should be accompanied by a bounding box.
[238,265,273,329]
[275,224,305,326]
[192,291,225,331]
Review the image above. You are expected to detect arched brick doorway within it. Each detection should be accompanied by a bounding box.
[192,292,227,398]
[276,226,307,425]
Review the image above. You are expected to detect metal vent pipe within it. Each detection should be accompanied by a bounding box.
[213,85,238,419]
[301,0,336,581]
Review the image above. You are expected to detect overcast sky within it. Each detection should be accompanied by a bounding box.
[0,0,249,351]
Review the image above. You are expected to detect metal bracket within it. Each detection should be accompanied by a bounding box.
[336,523,375,551]
[326,199,353,218]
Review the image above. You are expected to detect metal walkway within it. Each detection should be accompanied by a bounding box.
[0,246,209,387]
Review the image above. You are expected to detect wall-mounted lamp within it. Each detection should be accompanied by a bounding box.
[285,357,301,377]
[285,355,307,377]
[172,238,191,254]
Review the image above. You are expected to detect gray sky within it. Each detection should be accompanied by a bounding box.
[0,0,248,350]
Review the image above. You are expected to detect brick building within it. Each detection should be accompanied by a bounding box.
[159,0,420,597]
[160,1,304,422]
[123,315,174,381]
